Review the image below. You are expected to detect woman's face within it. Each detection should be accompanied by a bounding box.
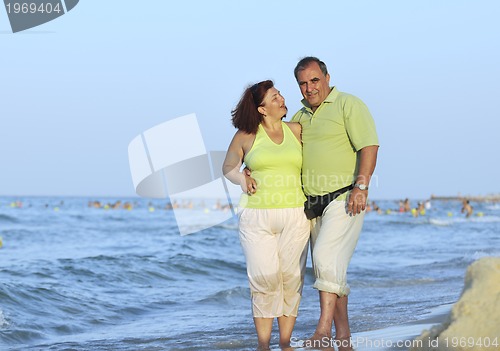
[259,87,287,119]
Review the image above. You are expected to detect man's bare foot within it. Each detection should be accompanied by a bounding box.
[309,331,332,341]
[334,336,353,351]
[303,332,335,350]
[279,341,291,349]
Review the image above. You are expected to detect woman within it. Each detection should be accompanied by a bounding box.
[223,80,310,350]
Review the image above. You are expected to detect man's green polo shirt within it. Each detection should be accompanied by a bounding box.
[291,87,379,197]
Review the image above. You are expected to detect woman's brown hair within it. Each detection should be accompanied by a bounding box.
[231,80,274,134]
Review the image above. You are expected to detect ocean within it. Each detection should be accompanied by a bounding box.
[0,196,499,351]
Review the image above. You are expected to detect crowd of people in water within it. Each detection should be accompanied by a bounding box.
[87,199,233,212]
[5,197,481,218]
[362,198,430,216]
[6,199,231,212]
[364,197,479,218]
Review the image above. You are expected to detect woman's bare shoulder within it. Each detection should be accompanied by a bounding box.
[284,121,302,141]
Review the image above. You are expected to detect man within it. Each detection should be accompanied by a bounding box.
[461,199,473,218]
[291,57,379,350]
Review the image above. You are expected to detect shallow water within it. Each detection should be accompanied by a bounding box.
[0,197,498,350]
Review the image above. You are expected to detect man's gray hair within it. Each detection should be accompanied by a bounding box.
[294,56,329,80]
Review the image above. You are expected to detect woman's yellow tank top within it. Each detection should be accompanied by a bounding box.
[240,122,305,209]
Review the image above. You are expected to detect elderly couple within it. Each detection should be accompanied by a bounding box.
[223,57,379,351]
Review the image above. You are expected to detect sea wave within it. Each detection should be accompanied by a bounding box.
[198,286,249,305]
[429,215,500,226]
[0,196,497,351]
[353,277,437,289]
[167,253,245,278]
[428,218,454,226]
[0,214,17,223]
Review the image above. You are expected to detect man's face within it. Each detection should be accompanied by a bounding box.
[296,62,331,111]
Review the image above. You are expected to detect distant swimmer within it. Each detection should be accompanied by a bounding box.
[111,200,122,209]
[398,200,404,212]
[424,199,431,210]
[411,202,426,217]
[418,202,426,216]
[403,198,411,213]
[461,199,473,218]
[365,202,372,212]
[10,201,23,208]
[373,201,383,215]
[89,201,102,209]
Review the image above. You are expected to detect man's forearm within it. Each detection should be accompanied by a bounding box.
[355,145,379,186]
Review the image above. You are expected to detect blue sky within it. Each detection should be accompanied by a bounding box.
[1,0,499,200]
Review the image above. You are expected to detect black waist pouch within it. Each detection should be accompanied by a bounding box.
[304,184,354,220]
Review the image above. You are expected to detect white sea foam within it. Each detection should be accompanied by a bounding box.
[428,215,500,226]
[0,310,9,328]
[428,218,454,226]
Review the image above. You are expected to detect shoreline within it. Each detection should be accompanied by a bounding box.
[276,304,453,351]
[349,304,451,351]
